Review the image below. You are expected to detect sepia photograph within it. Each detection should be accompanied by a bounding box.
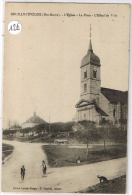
[2,3,130,193]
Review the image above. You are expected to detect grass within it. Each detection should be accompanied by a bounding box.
[77,175,126,194]
[42,144,126,167]
[2,143,14,161]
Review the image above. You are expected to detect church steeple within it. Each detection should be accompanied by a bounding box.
[88,39,93,53]
[88,24,93,53]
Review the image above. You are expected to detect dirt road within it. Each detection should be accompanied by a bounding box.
[2,140,126,193]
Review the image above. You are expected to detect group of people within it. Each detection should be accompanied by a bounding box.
[20,160,47,181]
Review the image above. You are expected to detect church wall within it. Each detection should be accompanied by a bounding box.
[80,80,91,96]
[77,106,101,123]
[100,94,118,122]
[100,93,128,123]
[116,103,121,121]
[122,104,128,120]
[106,103,121,123]
[108,104,117,122]
[90,79,101,95]
[90,79,101,104]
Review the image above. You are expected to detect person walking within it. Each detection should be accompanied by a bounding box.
[42,160,47,175]
[21,165,26,181]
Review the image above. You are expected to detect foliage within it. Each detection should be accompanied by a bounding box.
[3,130,17,135]
[2,143,14,161]
[75,121,103,143]
[3,120,127,144]
[78,175,126,194]
[21,121,76,133]
[50,121,76,133]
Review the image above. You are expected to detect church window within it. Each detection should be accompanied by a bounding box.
[113,108,116,117]
[93,69,97,78]
[84,71,87,79]
[84,83,87,92]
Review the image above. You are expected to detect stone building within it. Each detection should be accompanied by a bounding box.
[22,112,47,129]
[75,38,128,126]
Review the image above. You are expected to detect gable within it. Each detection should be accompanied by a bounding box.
[76,99,108,116]
[75,99,96,108]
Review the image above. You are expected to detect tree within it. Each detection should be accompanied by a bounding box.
[86,121,94,155]
[78,120,96,155]
[100,120,112,151]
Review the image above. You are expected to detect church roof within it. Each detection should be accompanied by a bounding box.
[81,39,101,67]
[95,106,108,116]
[23,112,47,124]
[101,87,128,105]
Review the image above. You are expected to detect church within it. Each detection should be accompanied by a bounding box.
[75,35,128,126]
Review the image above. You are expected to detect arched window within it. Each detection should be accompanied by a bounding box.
[84,83,87,92]
[93,68,97,78]
[84,71,87,79]
[113,108,116,117]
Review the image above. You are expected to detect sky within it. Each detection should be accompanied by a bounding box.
[2,3,130,128]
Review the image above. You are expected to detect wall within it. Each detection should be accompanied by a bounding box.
[22,123,36,129]
[77,105,101,123]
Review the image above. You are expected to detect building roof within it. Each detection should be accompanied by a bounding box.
[95,106,108,116]
[101,87,128,105]
[23,112,47,125]
[81,39,101,67]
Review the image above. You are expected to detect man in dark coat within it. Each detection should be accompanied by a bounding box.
[21,165,26,181]
[42,160,47,175]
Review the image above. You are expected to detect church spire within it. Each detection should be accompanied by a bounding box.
[88,39,93,52]
[88,24,93,53]
[90,23,91,38]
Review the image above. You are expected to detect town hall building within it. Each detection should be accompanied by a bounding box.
[75,37,128,126]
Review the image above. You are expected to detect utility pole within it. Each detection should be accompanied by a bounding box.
[103,127,106,151]
[86,126,89,155]
[49,116,50,144]
[120,105,123,131]
[86,111,90,156]
[9,121,10,130]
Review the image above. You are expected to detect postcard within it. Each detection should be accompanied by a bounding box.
[2,3,130,193]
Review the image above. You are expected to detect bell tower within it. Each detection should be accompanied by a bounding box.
[80,25,101,105]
